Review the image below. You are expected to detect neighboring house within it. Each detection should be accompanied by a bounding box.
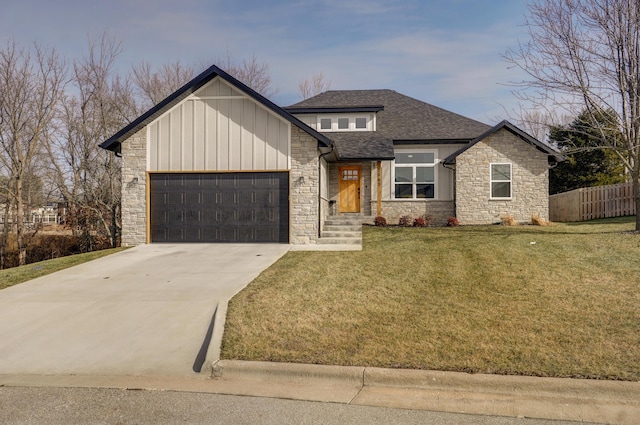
[100,65,563,246]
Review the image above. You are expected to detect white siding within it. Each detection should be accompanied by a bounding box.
[374,145,461,201]
[147,77,290,172]
[295,114,317,129]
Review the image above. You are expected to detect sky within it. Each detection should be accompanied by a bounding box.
[1,0,532,124]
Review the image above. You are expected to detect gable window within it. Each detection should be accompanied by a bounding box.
[394,151,436,199]
[490,163,512,199]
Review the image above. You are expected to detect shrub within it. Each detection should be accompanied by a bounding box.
[422,215,434,226]
[531,215,551,226]
[374,216,387,227]
[398,215,413,227]
[447,217,460,227]
[500,214,518,226]
[413,217,426,227]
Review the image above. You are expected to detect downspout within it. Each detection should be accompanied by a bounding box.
[377,161,382,217]
[442,162,456,218]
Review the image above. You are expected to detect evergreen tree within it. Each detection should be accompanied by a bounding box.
[549,110,626,194]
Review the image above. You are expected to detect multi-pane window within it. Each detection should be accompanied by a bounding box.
[316,115,370,131]
[394,152,436,199]
[490,163,512,199]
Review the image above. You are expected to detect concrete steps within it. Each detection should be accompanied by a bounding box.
[318,215,371,246]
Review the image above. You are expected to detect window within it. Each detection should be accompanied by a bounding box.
[316,115,371,132]
[394,151,436,199]
[490,163,512,199]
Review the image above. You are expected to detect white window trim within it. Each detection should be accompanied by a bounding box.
[392,149,438,200]
[316,114,373,132]
[490,162,512,200]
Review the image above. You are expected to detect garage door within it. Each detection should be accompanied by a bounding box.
[149,172,289,243]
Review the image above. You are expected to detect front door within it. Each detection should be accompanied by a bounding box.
[338,166,361,213]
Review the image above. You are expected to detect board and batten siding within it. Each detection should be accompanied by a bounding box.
[147,77,290,172]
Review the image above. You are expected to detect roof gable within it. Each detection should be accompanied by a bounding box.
[443,120,564,164]
[100,64,333,153]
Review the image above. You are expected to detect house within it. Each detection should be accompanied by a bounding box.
[100,65,563,246]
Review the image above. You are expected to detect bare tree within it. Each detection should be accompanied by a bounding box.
[0,40,66,265]
[0,174,12,269]
[505,0,640,230]
[216,51,277,98]
[48,33,130,248]
[132,61,195,111]
[298,72,332,100]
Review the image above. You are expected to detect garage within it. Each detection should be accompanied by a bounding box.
[149,172,289,243]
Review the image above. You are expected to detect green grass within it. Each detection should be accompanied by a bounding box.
[0,248,127,290]
[222,216,640,380]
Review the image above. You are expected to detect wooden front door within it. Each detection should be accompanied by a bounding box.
[338,166,361,213]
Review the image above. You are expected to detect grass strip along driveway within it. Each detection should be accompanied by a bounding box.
[0,248,126,290]
[222,217,640,381]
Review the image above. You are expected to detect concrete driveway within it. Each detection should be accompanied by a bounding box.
[0,244,290,377]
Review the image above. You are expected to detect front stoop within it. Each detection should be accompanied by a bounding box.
[319,215,371,246]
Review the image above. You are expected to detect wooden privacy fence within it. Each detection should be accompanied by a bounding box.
[549,182,636,222]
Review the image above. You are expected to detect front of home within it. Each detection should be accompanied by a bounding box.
[100,65,563,246]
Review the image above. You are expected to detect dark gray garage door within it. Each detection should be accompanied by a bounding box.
[149,172,289,243]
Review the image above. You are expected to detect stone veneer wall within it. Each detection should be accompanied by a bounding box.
[456,128,549,224]
[119,125,320,246]
[375,201,454,225]
[290,126,320,244]
[120,129,147,246]
[328,162,372,216]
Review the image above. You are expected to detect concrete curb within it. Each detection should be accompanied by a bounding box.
[202,244,291,373]
[203,299,228,367]
[212,360,364,385]
[210,360,364,403]
[211,360,640,425]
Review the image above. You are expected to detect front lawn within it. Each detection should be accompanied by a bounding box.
[222,217,640,380]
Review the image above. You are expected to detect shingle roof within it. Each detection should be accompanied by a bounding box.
[328,133,395,160]
[286,89,492,141]
[100,64,333,153]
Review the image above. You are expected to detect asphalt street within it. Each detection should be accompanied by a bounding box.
[0,386,603,425]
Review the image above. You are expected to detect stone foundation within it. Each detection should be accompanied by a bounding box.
[374,200,454,226]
